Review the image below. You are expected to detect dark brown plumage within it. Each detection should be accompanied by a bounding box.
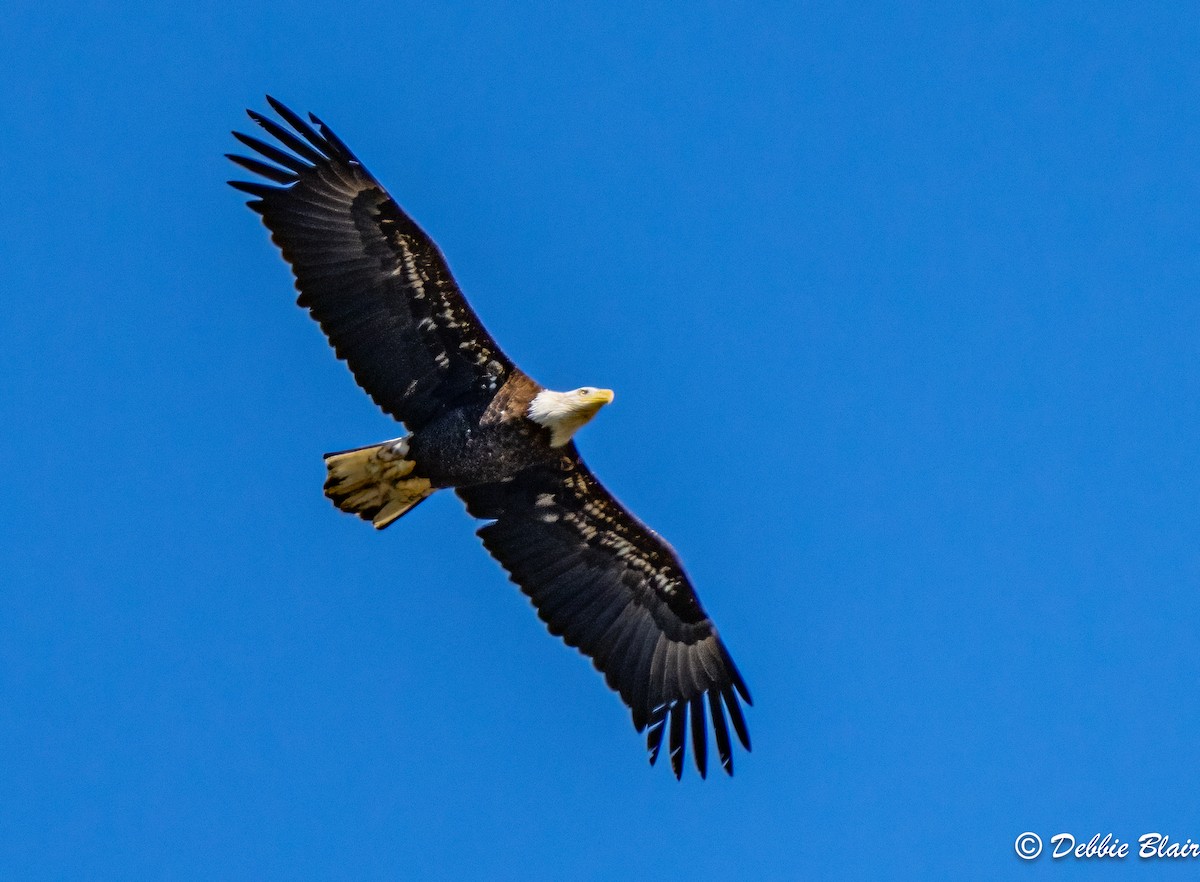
[228,97,751,777]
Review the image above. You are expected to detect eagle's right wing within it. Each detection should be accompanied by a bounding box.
[457,447,752,779]
[228,98,515,431]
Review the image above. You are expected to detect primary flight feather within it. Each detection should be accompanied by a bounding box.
[228,97,751,778]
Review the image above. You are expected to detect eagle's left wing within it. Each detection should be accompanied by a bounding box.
[227,98,516,432]
[456,448,751,778]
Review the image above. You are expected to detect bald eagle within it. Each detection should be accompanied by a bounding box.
[227,98,751,778]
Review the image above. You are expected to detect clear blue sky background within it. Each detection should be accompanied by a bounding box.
[3,2,1198,879]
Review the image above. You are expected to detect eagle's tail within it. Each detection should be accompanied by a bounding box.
[322,437,435,530]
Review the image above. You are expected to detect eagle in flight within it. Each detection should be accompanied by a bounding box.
[227,98,751,778]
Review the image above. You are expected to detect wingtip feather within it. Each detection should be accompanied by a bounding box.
[690,694,708,779]
[708,690,734,776]
[722,686,751,752]
[668,701,687,779]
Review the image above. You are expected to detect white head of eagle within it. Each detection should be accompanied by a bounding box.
[527,387,615,447]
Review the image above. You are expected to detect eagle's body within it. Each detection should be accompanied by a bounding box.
[408,373,569,487]
[228,98,751,778]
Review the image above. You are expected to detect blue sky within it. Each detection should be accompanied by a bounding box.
[3,1,1199,879]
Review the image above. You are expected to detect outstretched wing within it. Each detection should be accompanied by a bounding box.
[456,449,752,778]
[228,97,515,431]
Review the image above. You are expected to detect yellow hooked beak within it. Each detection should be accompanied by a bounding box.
[589,388,615,406]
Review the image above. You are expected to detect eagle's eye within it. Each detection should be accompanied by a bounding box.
[577,388,591,396]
